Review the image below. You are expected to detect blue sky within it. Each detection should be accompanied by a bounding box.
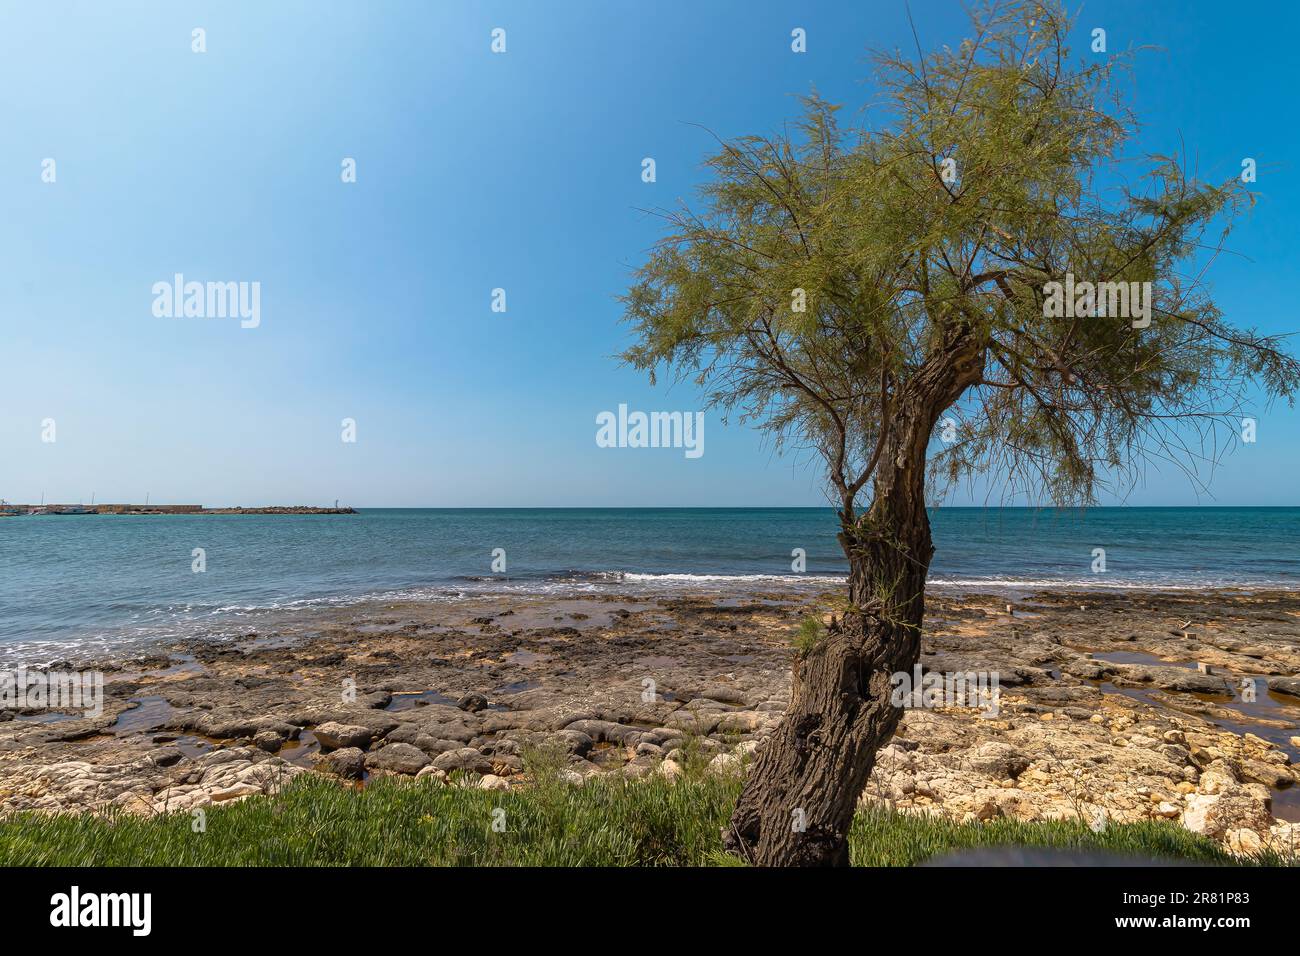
[2,0,1296,507]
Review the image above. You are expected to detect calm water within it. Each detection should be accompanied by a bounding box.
[2,507,1298,659]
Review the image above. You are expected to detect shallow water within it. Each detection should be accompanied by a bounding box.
[1092,667,1300,822]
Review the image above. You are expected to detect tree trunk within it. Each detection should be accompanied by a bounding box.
[722,332,982,867]
[720,471,932,866]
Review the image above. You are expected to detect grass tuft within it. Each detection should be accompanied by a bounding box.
[793,615,825,654]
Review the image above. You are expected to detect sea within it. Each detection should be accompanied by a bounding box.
[2,507,1298,661]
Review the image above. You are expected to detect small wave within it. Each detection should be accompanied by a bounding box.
[621,572,844,584]
[554,570,631,582]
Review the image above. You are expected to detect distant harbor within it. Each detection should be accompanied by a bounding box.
[0,503,356,516]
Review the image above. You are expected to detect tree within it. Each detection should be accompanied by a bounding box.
[621,0,1299,866]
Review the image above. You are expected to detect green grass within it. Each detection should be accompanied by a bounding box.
[846,806,1280,866]
[792,614,825,653]
[0,770,1288,866]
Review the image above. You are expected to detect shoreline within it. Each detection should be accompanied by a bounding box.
[9,579,1300,668]
[2,585,1299,856]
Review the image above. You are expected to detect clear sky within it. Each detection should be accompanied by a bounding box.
[2,0,1296,507]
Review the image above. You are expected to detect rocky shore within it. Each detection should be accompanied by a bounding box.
[3,587,1299,858]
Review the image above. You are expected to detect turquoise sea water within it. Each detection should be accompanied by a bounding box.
[1,507,1298,659]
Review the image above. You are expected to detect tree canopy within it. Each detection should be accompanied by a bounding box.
[622,0,1298,516]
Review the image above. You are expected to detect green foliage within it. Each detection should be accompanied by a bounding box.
[621,0,1298,513]
[519,741,570,785]
[674,728,716,778]
[793,614,826,653]
[0,774,1285,867]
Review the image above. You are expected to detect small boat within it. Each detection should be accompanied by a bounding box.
[50,505,92,515]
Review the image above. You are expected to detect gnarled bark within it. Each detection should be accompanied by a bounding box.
[723,332,983,867]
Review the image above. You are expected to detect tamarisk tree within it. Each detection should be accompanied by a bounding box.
[621,0,1298,866]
